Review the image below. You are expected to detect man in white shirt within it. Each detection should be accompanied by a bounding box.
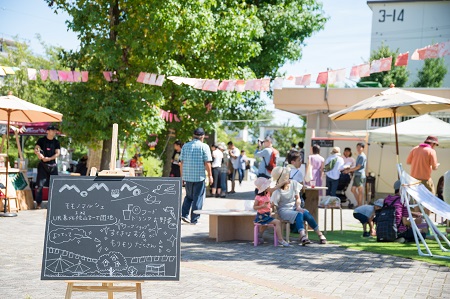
[210,144,224,197]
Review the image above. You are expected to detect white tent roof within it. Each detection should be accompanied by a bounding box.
[369,114,450,148]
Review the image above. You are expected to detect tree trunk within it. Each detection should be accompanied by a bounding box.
[162,142,174,177]
[87,143,102,175]
[101,138,112,171]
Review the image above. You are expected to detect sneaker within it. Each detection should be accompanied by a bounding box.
[362,232,370,237]
[279,240,290,247]
[319,235,327,244]
[36,203,42,210]
[181,216,190,223]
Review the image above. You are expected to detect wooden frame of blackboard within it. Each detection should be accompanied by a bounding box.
[41,176,182,283]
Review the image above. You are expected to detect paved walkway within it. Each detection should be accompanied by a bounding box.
[1,180,449,298]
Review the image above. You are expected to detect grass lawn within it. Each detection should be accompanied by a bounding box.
[303,228,450,267]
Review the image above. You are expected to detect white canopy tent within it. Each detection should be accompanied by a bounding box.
[369,114,450,148]
[329,114,450,147]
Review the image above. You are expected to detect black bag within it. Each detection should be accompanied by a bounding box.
[375,197,400,242]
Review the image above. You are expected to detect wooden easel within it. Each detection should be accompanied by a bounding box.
[64,124,141,298]
[65,280,143,299]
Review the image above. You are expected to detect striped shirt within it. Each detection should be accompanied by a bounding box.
[180,139,212,182]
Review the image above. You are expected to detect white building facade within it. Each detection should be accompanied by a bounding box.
[368,0,450,87]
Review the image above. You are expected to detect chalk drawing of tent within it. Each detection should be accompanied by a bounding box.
[66,260,90,275]
[46,256,74,274]
[145,264,165,276]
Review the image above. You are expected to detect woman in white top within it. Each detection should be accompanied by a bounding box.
[324,147,345,197]
[271,166,327,245]
[210,144,224,197]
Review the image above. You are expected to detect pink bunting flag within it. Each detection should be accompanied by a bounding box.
[412,41,450,60]
[349,66,360,79]
[143,73,152,84]
[272,77,284,89]
[253,79,262,91]
[174,114,181,122]
[244,79,255,91]
[169,113,173,122]
[40,70,49,81]
[260,78,270,91]
[218,80,229,91]
[165,111,170,121]
[103,71,112,82]
[226,80,237,91]
[316,72,328,84]
[235,80,246,92]
[202,79,219,92]
[286,75,295,81]
[49,70,58,81]
[300,74,311,86]
[395,52,409,66]
[27,68,37,80]
[359,64,370,77]
[148,74,157,85]
[380,57,392,72]
[182,78,197,86]
[81,71,89,82]
[66,71,74,82]
[58,71,68,82]
[155,75,165,86]
[136,72,146,83]
[73,71,82,82]
[193,79,206,89]
[294,76,303,85]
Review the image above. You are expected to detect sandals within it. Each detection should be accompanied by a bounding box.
[319,235,327,244]
[299,235,312,246]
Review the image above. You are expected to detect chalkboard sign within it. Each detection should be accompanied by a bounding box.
[311,139,334,148]
[41,176,181,281]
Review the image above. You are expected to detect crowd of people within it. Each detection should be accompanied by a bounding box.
[174,127,443,245]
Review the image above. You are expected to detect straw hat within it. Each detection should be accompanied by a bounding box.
[331,146,341,155]
[271,166,290,183]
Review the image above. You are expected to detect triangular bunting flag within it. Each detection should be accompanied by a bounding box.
[395,52,409,66]
[27,68,37,80]
[40,70,49,81]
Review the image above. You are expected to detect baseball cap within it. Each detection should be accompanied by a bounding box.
[393,180,401,191]
[424,136,439,146]
[374,198,384,207]
[47,125,58,131]
[264,136,273,143]
[193,128,205,136]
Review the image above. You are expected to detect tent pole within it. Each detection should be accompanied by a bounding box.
[393,108,400,164]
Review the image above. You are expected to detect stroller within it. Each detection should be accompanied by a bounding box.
[336,172,353,208]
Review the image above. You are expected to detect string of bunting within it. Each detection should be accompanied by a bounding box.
[1,40,448,88]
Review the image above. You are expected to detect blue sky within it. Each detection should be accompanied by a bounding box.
[0,0,373,126]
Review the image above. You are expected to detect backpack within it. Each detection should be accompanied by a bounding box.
[263,148,278,173]
[324,158,337,172]
[375,197,400,242]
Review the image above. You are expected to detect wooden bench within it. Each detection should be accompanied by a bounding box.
[193,209,256,242]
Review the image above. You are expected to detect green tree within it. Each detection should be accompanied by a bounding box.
[272,119,305,158]
[413,58,448,87]
[360,44,409,87]
[46,0,327,172]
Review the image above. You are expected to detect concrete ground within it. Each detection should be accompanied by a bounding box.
[0,179,449,299]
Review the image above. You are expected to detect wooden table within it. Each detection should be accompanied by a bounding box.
[304,186,327,224]
[193,209,256,242]
[0,168,34,211]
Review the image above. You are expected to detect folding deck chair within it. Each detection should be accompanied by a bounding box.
[397,164,450,259]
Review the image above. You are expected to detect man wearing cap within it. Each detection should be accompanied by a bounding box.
[324,147,345,197]
[179,128,213,224]
[344,142,367,207]
[254,136,279,179]
[34,125,61,209]
[406,135,440,195]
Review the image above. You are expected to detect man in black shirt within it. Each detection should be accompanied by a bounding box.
[34,125,60,209]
